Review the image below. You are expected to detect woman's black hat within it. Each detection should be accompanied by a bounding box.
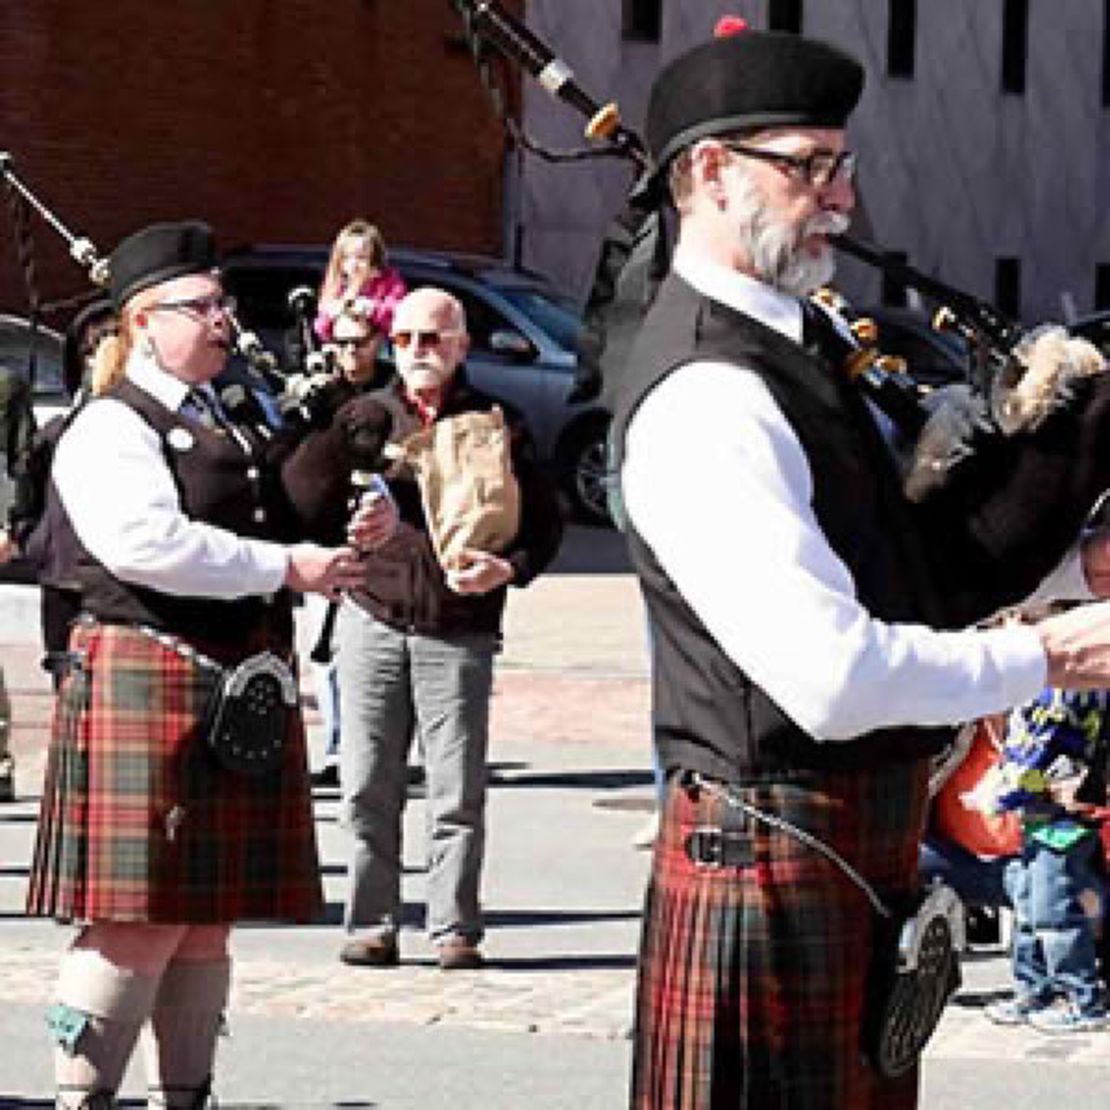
[108,220,218,310]
[645,28,865,171]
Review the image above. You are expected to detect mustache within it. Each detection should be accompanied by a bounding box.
[805,210,851,238]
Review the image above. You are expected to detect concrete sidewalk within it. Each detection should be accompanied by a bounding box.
[2,528,1110,1108]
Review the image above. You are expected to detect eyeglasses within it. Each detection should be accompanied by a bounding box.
[390,329,461,351]
[147,293,237,322]
[719,141,858,188]
[333,335,376,352]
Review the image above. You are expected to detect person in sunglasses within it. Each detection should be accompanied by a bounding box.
[335,285,562,972]
[612,20,1110,1110]
[25,221,392,1109]
[301,304,398,788]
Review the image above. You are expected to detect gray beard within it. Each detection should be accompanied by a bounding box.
[731,174,849,295]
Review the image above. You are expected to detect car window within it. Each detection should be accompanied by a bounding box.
[498,288,582,353]
[223,264,323,332]
[0,320,66,398]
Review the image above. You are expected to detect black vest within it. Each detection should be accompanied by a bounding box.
[611,275,951,784]
[76,380,293,650]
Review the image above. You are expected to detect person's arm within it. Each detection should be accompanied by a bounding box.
[54,398,291,598]
[498,421,564,588]
[622,361,1046,741]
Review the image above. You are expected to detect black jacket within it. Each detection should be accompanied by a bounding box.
[349,371,563,636]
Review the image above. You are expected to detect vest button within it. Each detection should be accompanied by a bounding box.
[253,508,267,523]
[246,466,260,480]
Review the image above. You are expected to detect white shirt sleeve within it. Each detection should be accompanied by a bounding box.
[53,397,289,599]
[621,360,1047,741]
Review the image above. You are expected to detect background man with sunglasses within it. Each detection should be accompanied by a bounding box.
[612,21,1110,1110]
[335,286,562,972]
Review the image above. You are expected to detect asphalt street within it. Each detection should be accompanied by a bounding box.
[1,526,1108,1108]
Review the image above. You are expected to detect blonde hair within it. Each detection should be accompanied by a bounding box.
[88,292,156,395]
[667,149,696,212]
[320,219,387,304]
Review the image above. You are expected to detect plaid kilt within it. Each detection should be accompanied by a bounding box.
[630,762,930,1110]
[27,621,323,924]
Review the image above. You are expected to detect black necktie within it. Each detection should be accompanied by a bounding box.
[184,387,247,451]
[800,300,854,367]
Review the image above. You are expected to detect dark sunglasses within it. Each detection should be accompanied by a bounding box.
[719,141,857,188]
[333,335,377,352]
[390,329,461,351]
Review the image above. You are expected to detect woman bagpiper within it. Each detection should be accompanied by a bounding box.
[25,221,394,1109]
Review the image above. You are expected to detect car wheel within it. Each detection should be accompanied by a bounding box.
[559,418,613,527]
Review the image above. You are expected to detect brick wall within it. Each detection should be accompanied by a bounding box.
[0,1,518,318]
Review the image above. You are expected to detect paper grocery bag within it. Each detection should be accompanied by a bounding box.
[391,407,521,573]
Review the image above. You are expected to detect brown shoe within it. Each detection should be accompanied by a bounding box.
[438,938,484,971]
[340,934,399,967]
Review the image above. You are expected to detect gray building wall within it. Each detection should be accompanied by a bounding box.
[516,0,1110,323]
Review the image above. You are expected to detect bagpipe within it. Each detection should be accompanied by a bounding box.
[0,153,393,548]
[450,2,1110,625]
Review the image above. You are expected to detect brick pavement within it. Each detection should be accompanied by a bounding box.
[6,561,1110,1073]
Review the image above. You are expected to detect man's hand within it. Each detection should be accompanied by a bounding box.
[1037,599,1110,689]
[0,529,16,566]
[284,543,366,599]
[347,491,398,552]
[444,548,514,595]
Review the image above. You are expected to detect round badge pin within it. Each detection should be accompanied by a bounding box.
[167,427,195,452]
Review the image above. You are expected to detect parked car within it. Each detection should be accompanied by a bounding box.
[221,245,613,524]
[0,313,69,425]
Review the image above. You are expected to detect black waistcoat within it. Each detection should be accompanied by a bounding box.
[76,379,292,650]
[611,275,952,783]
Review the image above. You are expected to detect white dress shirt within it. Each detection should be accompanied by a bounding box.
[53,349,288,599]
[621,244,1063,742]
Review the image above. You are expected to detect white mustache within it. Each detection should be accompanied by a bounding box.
[806,211,851,238]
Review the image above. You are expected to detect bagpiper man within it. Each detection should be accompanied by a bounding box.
[614,21,1110,1109]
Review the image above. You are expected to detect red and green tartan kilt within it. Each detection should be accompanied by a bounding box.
[26,621,323,924]
[630,763,930,1110]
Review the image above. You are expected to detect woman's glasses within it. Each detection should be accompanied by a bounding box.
[148,293,237,322]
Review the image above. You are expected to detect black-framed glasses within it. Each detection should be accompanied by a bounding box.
[719,141,857,188]
[391,329,461,351]
[148,293,237,322]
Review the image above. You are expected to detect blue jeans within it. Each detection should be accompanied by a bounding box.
[336,601,496,945]
[1005,832,1105,1012]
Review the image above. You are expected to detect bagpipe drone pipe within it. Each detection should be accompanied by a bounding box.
[448,2,1110,627]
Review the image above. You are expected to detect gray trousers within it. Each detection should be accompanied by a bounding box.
[336,600,496,945]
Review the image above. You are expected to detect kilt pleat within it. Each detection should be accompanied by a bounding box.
[26,621,322,924]
[631,765,929,1110]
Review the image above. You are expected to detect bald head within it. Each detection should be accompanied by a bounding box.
[390,286,470,394]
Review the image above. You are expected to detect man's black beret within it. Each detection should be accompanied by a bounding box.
[646,29,865,171]
[108,220,218,310]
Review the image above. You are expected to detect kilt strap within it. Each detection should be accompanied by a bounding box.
[685,771,892,917]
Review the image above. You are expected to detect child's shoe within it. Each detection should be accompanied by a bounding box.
[1029,1001,1110,1034]
[984,993,1053,1026]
